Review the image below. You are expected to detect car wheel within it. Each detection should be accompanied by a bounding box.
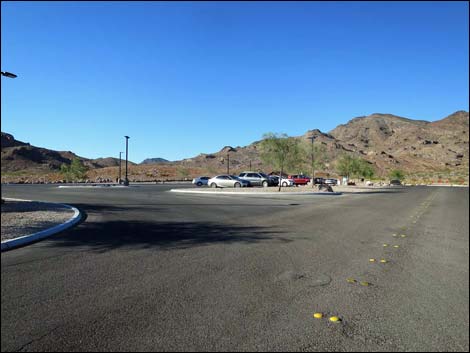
[234,182,241,188]
[196,182,202,186]
[262,181,268,187]
[210,183,217,188]
[282,182,287,187]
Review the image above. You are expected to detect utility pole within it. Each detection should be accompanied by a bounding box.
[308,135,315,188]
[227,152,230,175]
[124,136,130,186]
[118,152,123,184]
[1,71,18,204]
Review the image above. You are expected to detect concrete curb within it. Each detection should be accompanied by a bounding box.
[169,189,342,196]
[57,185,134,188]
[1,198,82,251]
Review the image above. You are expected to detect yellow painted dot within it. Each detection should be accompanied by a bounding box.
[383,244,389,247]
[346,278,356,283]
[360,281,370,286]
[393,245,400,248]
[369,258,376,262]
[400,234,406,238]
[380,259,387,263]
[313,312,323,319]
[329,316,341,323]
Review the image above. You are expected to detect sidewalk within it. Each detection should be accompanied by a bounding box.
[1,198,81,251]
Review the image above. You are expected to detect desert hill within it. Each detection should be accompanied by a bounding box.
[1,110,468,183]
[1,132,136,180]
[140,158,171,165]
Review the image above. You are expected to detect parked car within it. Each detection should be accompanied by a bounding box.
[267,175,295,187]
[324,178,338,185]
[313,177,325,185]
[288,174,311,186]
[279,178,295,187]
[238,172,276,187]
[390,179,402,186]
[208,175,251,188]
[192,176,210,186]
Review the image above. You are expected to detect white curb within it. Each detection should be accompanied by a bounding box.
[57,185,132,188]
[169,189,342,196]
[1,198,82,251]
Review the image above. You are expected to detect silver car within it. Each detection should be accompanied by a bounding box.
[324,178,337,186]
[192,176,210,186]
[208,175,251,188]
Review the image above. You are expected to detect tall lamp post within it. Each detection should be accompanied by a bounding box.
[1,71,18,203]
[124,136,130,186]
[308,135,315,188]
[118,151,123,184]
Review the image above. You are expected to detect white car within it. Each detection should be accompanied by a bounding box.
[279,178,295,187]
[269,175,295,187]
[192,176,210,186]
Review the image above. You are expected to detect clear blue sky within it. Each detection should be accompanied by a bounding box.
[1,1,468,163]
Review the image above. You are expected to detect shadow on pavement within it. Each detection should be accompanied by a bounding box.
[46,218,290,253]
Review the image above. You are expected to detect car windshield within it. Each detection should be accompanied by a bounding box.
[259,173,269,178]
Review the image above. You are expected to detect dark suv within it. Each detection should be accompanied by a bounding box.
[313,177,325,185]
[390,179,402,186]
[239,172,275,187]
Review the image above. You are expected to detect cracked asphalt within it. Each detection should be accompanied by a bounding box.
[1,184,468,351]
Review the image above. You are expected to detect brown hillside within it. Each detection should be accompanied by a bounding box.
[1,110,468,183]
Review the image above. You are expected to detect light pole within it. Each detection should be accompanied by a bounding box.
[124,136,130,186]
[1,71,17,203]
[118,152,123,184]
[308,135,315,188]
[227,152,230,175]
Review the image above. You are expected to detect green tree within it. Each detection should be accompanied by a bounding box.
[59,158,88,182]
[335,154,357,180]
[300,140,328,179]
[336,155,375,181]
[259,132,302,191]
[389,169,405,181]
[357,159,375,179]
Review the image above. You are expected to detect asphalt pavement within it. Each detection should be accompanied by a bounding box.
[1,184,468,351]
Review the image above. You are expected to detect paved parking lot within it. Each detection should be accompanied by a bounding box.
[1,184,469,351]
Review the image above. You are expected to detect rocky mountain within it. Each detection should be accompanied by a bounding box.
[1,110,468,183]
[1,132,135,176]
[328,111,468,175]
[176,111,468,179]
[140,158,171,165]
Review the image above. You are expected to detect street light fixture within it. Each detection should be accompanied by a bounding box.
[124,136,130,186]
[1,71,17,78]
[308,135,316,188]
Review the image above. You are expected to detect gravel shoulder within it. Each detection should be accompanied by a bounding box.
[1,200,75,242]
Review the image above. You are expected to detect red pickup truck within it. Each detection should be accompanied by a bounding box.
[288,174,311,185]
